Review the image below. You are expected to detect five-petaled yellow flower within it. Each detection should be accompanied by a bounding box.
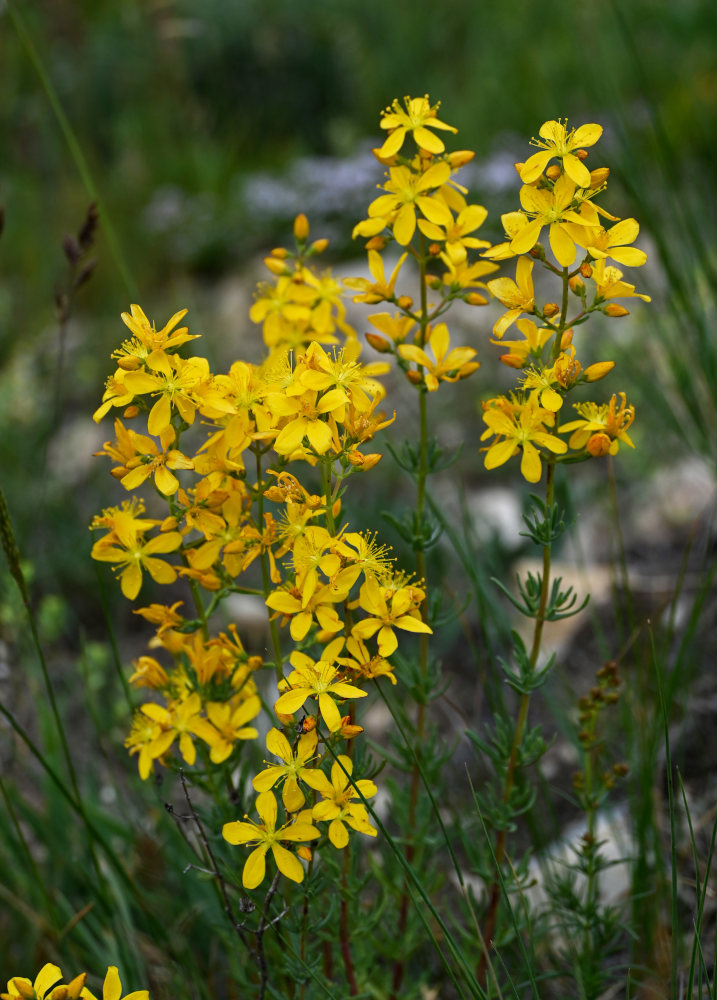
[222,790,320,889]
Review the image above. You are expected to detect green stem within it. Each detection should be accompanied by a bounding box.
[255,447,285,684]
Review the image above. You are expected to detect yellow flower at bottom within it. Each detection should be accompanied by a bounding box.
[222,790,320,889]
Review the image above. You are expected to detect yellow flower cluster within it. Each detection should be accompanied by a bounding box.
[478,118,649,481]
[346,94,495,394]
[90,218,435,889]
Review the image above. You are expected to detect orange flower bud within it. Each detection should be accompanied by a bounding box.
[499,353,525,369]
[264,256,287,276]
[161,516,179,531]
[589,167,610,187]
[428,243,442,256]
[605,304,629,317]
[560,329,574,348]
[465,292,488,306]
[569,277,584,293]
[347,450,365,467]
[365,235,388,251]
[271,247,289,259]
[427,276,442,290]
[579,262,593,278]
[296,845,313,862]
[310,238,329,254]
[123,404,140,418]
[587,432,612,457]
[529,244,545,260]
[543,302,560,318]
[405,370,424,386]
[545,164,562,181]
[338,717,364,739]
[248,655,263,671]
[360,453,382,471]
[300,715,318,732]
[575,148,589,161]
[293,213,310,241]
[447,150,475,169]
[365,332,392,353]
[110,466,128,480]
[397,295,413,310]
[583,361,615,382]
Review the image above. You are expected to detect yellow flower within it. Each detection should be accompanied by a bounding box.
[274,655,366,732]
[203,695,261,764]
[122,353,210,436]
[417,203,490,262]
[140,692,217,768]
[351,575,431,656]
[398,323,479,391]
[491,317,554,368]
[511,173,597,267]
[590,259,651,303]
[487,257,536,338]
[91,524,183,601]
[222,790,320,889]
[118,425,194,497]
[560,392,636,456]
[362,162,453,246]
[252,727,325,811]
[481,395,567,483]
[80,966,148,1000]
[566,218,647,268]
[344,251,407,304]
[378,95,457,158]
[3,965,69,1000]
[520,119,603,187]
[311,755,377,848]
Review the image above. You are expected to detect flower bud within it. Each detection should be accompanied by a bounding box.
[123,404,140,418]
[560,329,573,348]
[589,167,610,187]
[161,516,179,531]
[310,238,329,254]
[499,353,524,369]
[271,247,289,259]
[428,242,442,257]
[569,276,584,294]
[365,235,388,251]
[296,845,313,862]
[365,332,392,353]
[339,717,364,739]
[579,262,593,278]
[465,292,488,306]
[545,164,562,181]
[605,303,629,317]
[587,432,612,457]
[447,150,475,169]
[427,276,442,290]
[110,466,128,480]
[543,302,560,318]
[405,370,423,386]
[293,213,310,241]
[529,243,545,260]
[301,714,318,732]
[583,361,615,382]
[397,295,413,310]
[264,256,287,276]
[360,453,382,471]
[575,148,589,161]
[248,655,263,671]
